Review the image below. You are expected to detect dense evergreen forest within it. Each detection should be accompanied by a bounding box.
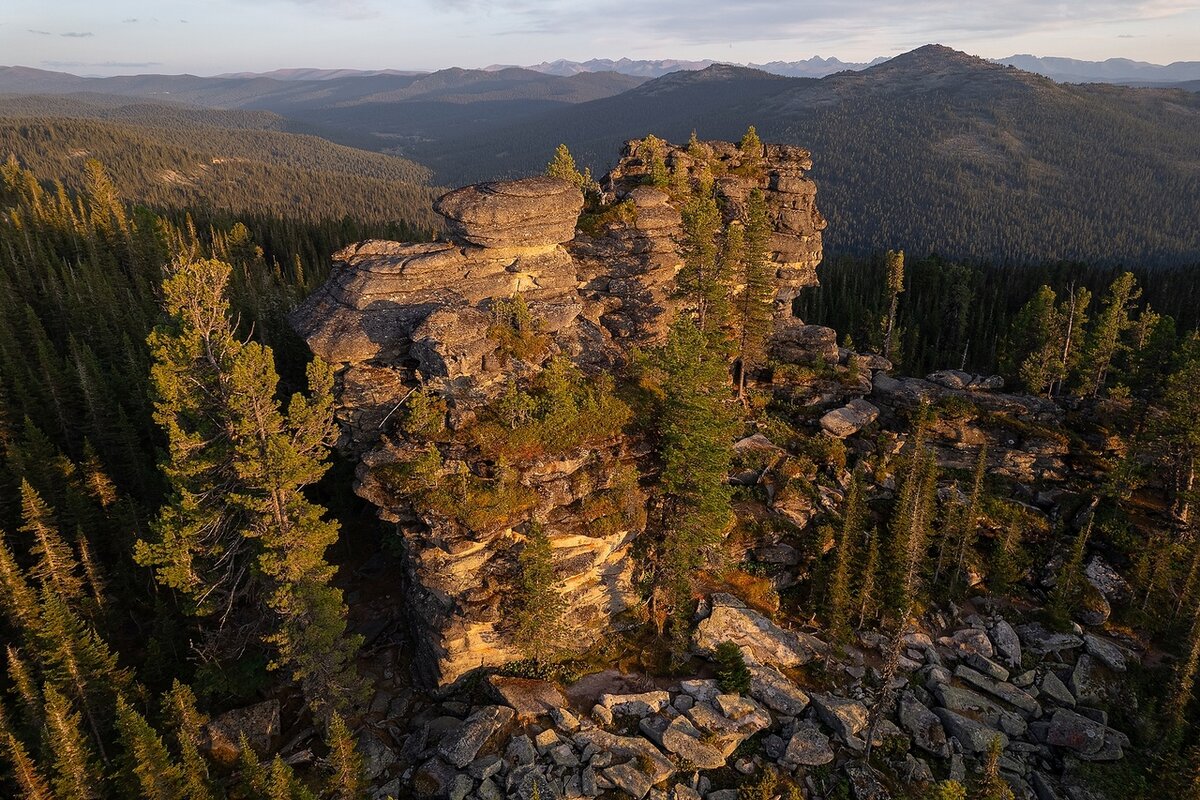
[0,154,439,797]
[0,116,441,229]
[797,254,1200,378]
[3,126,1200,799]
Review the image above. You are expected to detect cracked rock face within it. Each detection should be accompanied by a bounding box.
[290,140,825,687]
[434,176,584,248]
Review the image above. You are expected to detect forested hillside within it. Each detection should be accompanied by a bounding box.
[403,47,1200,266]
[0,115,442,228]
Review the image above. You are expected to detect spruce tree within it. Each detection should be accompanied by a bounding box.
[0,539,39,633]
[6,646,42,732]
[324,712,365,800]
[857,529,880,628]
[828,473,864,639]
[950,444,987,594]
[653,316,737,656]
[0,699,54,800]
[162,681,216,800]
[512,523,567,664]
[677,191,724,333]
[732,190,775,399]
[35,588,129,760]
[42,685,102,800]
[115,695,186,800]
[141,259,360,713]
[1077,271,1141,397]
[976,736,1016,800]
[19,480,83,602]
[882,250,905,362]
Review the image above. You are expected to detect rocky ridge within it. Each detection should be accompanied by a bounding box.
[342,594,1137,800]
[290,137,826,686]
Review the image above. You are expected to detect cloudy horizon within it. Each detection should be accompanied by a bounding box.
[2,0,1199,77]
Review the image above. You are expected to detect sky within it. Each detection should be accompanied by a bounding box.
[2,0,1199,76]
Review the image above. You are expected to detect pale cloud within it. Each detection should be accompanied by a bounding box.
[60,31,94,37]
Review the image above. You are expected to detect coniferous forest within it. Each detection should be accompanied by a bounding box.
[1,58,1200,800]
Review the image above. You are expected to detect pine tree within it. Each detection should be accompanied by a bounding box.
[545,144,591,194]
[162,681,216,800]
[1054,284,1091,396]
[6,646,42,732]
[0,699,54,800]
[115,695,186,800]
[652,316,737,656]
[512,523,567,664]
[678,192,724,332]
[1008,285,1063,395]
[732,190,775,399]
[637,135,669,188]
[976,736,1016,800]
[324,712,365,800]
[1077,271,1141,397]
[140,259,360,712]
[42,685,102,800]
[857,528,880,628]
[19,479,83,602]
[882,250,905,362]
[950,444,987,594]
[0,539,39,633]
[737,125,764,173]
[226,352,362,713]
[136,258,245,615]
[828,473,864,639]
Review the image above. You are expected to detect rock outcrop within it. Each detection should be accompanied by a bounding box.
[291,138,826,686]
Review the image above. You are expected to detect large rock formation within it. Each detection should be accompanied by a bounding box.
[290,139,826,686]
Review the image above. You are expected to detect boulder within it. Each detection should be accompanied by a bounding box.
[1084,555,1130,601]
[779,720,835,767]
[820,399,880,439]
[1069,654,1105,703]
[938,628,994,659]
[600,691,671,717]
[661,716,726,770]
[694,593,824,666]
[1046,709,1108,755]
[487,676,568,721]
[770,321,838,365]
[953,665,1041,716]
[202,699,280,765]
[989,620,1022,669]
[572,730,673,784]
[965,652,1010,682]
[1016,623,1083,657]
[933,708,1009,754]
[1038,671,1076,708]
[810,694,869,743]
[434,177,583,248]
[602,762,653,800]
[438,706,515,768]
[1083,634,1127,672]
[748,661,810,716]
[898,691,951,758]
[927,370,973,390]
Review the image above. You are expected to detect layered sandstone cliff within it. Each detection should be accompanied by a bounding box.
[290,138,826,685]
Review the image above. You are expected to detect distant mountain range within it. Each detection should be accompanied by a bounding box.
[994,54,1200,85]
[483,56,888,79]
[207,54,1200,85]
[1,45,1197,266]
